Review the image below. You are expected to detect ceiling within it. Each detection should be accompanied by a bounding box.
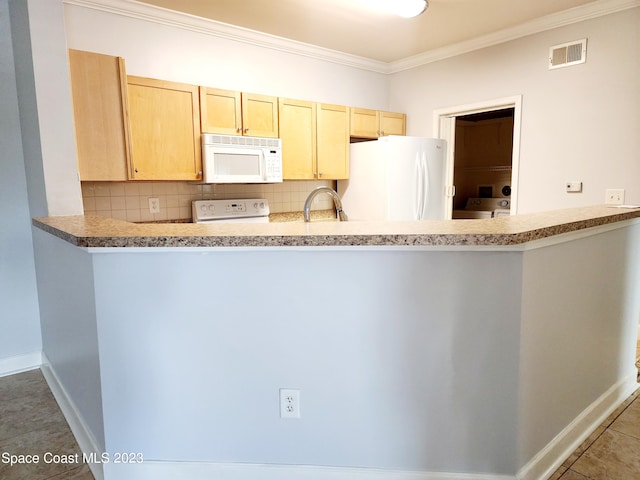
[135,0,601,63]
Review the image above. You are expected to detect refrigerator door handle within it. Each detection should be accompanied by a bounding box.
[421,152,429,220]
[415,154,424,220]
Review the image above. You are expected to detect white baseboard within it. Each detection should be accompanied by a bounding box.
[5,351,638,480]
[516,372,640,480]
[0,351,41,377]
[40,354,105,480]
[104,461,516,480]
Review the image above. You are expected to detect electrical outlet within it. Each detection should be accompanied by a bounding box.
[148,197,160,214]
[279,388,300,419]
[605,189,625,205]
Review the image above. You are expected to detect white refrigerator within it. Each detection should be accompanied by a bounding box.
[337,136,447,221]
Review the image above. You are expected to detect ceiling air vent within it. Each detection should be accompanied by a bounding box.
[549,39,587,70]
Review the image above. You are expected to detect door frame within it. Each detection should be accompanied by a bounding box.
[432,95,522,218]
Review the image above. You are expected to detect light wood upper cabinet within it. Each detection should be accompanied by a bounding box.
[350,108,406,138]
[242,93,279,138]
[350,108,379,139]
[279,98,316,180]
[280,99,350,180]
[127,76,202,181]
[200,88,278,138]
[199,87,242,135]
[379,111,406,137]
[68,49,131,181]
[317,103,349,180]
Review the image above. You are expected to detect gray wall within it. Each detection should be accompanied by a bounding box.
[0,0,41,367]
[91,248,523,475]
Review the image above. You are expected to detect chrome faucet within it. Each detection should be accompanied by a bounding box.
[303,186,348,222]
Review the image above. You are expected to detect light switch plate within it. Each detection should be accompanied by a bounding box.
[566,181,582,193]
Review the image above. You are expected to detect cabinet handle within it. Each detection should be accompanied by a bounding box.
[236,127,241,133]
[134,168,139,173]
[380,130,385,136]
[244,128,249,133]
[198,171,203,176]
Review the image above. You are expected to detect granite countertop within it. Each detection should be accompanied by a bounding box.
[32,205,640,249]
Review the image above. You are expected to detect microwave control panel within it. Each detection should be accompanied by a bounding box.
[264,149,283,182]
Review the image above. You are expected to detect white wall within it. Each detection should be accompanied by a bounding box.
[0,0,42,370]
[63,2,389,110]
[389,8,640,214]
[10,0,83,217]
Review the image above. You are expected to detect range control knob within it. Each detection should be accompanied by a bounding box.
[499,200,509,208]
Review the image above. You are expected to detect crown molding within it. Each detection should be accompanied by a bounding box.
[64,0,640,75]
[389,0,640,73]
[63,0,390,73]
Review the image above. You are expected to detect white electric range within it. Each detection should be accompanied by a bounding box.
[192,199,270,224]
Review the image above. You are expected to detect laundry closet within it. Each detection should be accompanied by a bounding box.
[452,108,514,218]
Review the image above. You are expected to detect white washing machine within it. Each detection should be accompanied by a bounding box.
[452,198,510,219]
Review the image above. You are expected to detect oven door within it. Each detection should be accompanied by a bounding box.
[203,146,266,183]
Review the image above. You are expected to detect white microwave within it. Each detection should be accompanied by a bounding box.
[201,133,282,184]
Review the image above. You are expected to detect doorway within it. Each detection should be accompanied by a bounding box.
[433,96,522,219]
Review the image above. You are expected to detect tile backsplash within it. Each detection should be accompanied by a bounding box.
[81,180,337,222]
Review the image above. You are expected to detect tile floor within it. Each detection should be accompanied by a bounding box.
[0,369,94,479]
[550,337,640,480]
[0,344,639,480]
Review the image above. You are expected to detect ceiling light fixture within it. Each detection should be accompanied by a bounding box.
[392,0,429,18]
[371,0,429,18]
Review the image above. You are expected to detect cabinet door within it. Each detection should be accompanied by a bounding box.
[350,107,379,138]
[200,87,242,135]
[279,98,316,180]
[127,76,202,180]
[380,111,406,136]
[242,93,279,138]
[68,49,130,181]
[317,104,349,179]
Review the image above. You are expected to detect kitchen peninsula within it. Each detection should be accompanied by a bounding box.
[32,206,640,480]
[33,205,640,248]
